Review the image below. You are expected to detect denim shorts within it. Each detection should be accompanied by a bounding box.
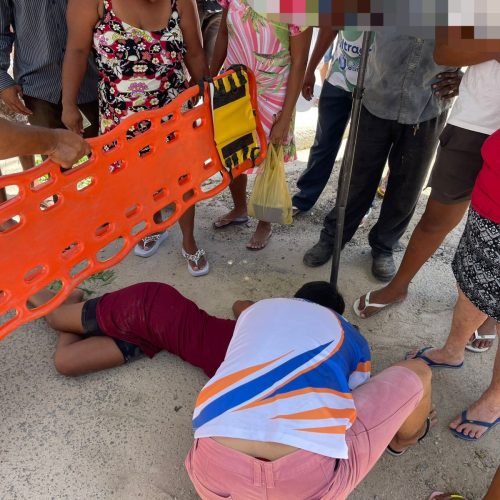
[81,298,144,363]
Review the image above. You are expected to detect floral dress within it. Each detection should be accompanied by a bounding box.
[218,0,306,162]
[93,0,187,134]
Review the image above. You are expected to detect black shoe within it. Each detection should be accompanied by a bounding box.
[303,240,334,267]
[371,251,396,282]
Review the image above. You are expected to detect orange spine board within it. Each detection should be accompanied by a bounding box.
[0,68,267,340]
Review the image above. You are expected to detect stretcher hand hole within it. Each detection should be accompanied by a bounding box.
[70,259,90,278]
[95,222,112,237]
[30,173,53,191]
[0,308,17,327]
[125,204,141,219]
[201,172,223,193]
[131,220,147,236]
[165,131,177,143]
[26,280,63,310]
[61,242,81,260]
[153,188,167,202]
[0,214,21,233]
[109,160,125,173]
[183,189,195,202]
[39,194,60,211]
[161,113,174,124]
[0,185,20,207]
[153,202,176,224]
[76,176,95,191]
[24,264,47,284]
[96,237,126,263]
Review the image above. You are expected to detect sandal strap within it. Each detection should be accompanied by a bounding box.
[182,248,206,265]
[142,233,163,245]
[364,291,390,309]
[473,330,496,341]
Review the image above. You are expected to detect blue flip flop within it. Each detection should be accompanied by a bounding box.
[450,410,500,441]
[406,346,463,369]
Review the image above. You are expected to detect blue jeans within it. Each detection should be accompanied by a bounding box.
[292,82,352,211]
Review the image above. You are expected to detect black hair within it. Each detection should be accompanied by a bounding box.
[294,281,345,315]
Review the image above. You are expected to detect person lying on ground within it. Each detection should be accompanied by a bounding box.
[30,281,236,378]
[186,281,436,500]
[0,117,90,167]
[32,280,346,379]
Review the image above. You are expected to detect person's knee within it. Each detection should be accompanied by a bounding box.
[419,200,465,234]
[393,359,432,390]
[54,351,79,377]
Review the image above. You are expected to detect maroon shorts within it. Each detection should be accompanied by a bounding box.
[93,282,236,377]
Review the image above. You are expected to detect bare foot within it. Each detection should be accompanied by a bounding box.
[356,285,408,319]
[449,391,500,440]
[246,221,272,250]
[388,407,438,453]
[213,209,248,229]
[405,347,464,367]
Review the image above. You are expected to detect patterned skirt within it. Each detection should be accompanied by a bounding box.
[452,207,500,320]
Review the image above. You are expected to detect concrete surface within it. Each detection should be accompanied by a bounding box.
[0,144,498,499]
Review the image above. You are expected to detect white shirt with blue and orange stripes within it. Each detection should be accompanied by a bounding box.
[192,298,371,459]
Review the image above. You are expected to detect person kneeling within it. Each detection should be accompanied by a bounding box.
[186,282,435,500]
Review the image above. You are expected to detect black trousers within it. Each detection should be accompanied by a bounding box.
[320,105,448,256]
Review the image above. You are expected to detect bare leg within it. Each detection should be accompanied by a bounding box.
[407,286,487,366]
[356,198,468,318]
[54,332,125,376]
[449,325,500,439]
[387,359,435,452]
[213,174,248,226]
[485,466,500,500]
[178,205,207,272]
[29,288,85,333]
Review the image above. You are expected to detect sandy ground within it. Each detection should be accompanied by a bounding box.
[1,146,498,499]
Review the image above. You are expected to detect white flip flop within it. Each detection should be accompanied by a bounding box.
[465,330,496,353]
[134,231,169,258]
[182,248,209,277]
[353,291,390,318]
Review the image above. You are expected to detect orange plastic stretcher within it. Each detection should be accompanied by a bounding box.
[0,67,267,340]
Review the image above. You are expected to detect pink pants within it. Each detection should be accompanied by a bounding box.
[185,366,424,500]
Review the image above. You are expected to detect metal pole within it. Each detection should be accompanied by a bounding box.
[330,31,372,287]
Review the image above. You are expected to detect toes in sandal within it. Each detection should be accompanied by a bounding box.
[134,231,169,258]
[465,330,496,353]
[182,248,209,277]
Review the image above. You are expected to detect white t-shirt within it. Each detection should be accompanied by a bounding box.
[448,60,500,135]
[192,298,371,459]
[327,29,367,92]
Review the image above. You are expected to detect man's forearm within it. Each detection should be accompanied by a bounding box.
[0,119,57,159]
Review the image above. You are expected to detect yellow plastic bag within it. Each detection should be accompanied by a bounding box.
[248,144,293,224]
